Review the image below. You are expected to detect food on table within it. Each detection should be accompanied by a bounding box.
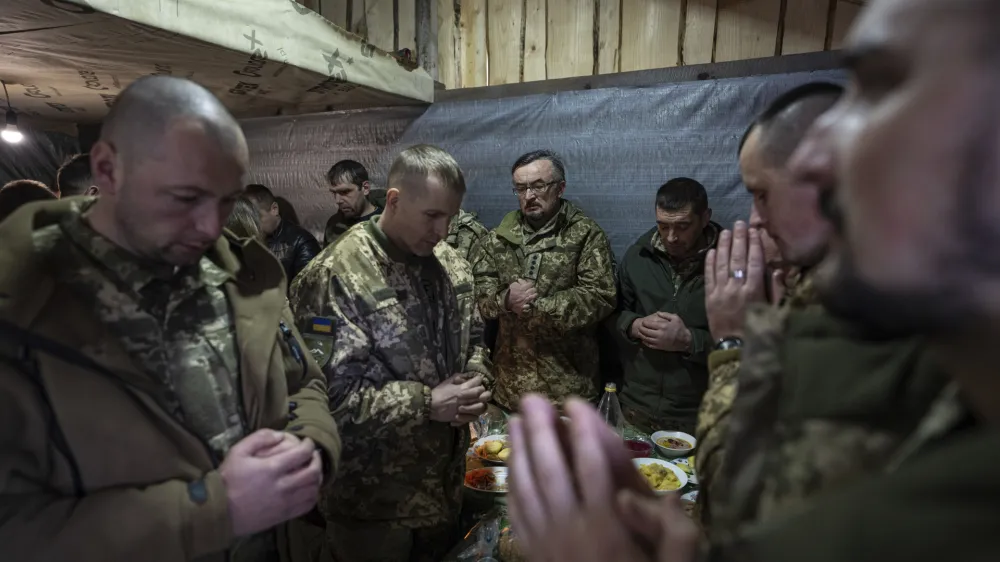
[675,457,697,476]
[625,439,653,458]
[638,463,682,492]
[465,469,507,492]
[476,439,511,462]
[656,436,693,450]
[689,455,696,471]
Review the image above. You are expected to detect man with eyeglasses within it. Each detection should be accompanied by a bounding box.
[470,149,617,411]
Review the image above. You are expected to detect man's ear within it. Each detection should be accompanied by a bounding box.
[361,181,371,195]
[270,201,280,216]
[384,187,399,210]
[90,141,120,197]
[703,208,713,224]
[84,186,100,197]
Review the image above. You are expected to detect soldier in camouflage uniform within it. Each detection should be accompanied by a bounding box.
[322,160,383,247]
[614,178,721,436]
[290,145,493,562]
[0,77,339,562]
[469,150,617,410]
[697,83,946,539]
[446,208,489,261]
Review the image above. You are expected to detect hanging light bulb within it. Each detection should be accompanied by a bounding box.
[2,110,22,144]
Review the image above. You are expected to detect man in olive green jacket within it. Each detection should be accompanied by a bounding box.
[470,150,616,410]
[291,145,492,562]
[0,77,339,562]
[614,178,720,435]
[697,83,946,538]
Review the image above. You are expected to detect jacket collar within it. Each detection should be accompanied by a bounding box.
[495,199,583,245]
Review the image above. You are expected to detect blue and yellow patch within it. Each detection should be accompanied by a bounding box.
[310,317,333,334]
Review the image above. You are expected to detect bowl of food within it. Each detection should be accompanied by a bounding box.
[651,430,697,459]
[473,434,512,464]
[624,439,653,458]
[633,458,688,494]
[464,466,509,494]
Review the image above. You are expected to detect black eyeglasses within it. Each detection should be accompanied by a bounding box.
[512,180,561,197]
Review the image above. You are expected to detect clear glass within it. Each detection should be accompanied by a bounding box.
[597,383,624,439]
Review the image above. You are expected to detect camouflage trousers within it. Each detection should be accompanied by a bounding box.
[327,518,460,562]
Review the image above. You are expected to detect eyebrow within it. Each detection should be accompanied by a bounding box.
[839,43,882,70]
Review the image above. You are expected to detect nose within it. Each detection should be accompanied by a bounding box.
[749,201,766,229]
[196,204,224,241]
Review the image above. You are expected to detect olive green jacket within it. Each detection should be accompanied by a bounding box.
[0,199,340,562]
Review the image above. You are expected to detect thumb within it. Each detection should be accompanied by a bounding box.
[770,269,787,305]
[231,429,283,456]
[656,311,677,321]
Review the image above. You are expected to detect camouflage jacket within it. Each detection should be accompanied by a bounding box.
[700,270,947,541]
[290,216,492,528]
[469,200,617,409]
[446,209,489,262]
[323,206,381,248]
[0,198,339,562]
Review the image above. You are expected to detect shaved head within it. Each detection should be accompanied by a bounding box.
[101,76,247,166]
[88,76,249,267]
[749,84,844,168]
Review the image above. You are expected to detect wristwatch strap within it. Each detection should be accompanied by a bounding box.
[714,337,743,351]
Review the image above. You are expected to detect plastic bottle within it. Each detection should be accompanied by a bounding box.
[597,383,624,439]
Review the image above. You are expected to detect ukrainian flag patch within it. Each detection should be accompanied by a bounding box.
[311,317,333,334]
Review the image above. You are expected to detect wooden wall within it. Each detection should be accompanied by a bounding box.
[298,0,865,90]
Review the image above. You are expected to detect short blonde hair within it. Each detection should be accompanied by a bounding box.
[388,144,466,194]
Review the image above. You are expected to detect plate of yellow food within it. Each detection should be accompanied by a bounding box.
[473,435,512,463]
[633,458,688,494]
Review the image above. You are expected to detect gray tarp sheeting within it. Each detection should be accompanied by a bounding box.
[243,69,844,256]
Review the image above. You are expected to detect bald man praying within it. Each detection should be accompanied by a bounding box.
[0,76,340,562]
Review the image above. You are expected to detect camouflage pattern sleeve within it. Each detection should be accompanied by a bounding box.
[695,348,742,530]
[278,304,341,481]
[469,235,511,321]
[463,295,493,386]
[526,228,617,332]
[290,266,432,430]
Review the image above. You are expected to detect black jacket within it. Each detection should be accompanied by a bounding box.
[267,220,320,284]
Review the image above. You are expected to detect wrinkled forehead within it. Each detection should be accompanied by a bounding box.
[513,160,556,183]
[656,206,697,225]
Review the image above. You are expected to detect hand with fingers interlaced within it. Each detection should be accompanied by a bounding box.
[705,221,768,341]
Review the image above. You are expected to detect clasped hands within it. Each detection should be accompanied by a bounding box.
[631,312,691,352]
[507,395,700,562]
[431,373,493,427]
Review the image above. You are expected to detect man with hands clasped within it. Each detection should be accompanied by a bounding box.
[290,145,493,562]
[614,178,721,435]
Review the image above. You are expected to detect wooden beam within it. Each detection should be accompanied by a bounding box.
[416,0,437,78]
[596,0,621,74]
[351,0,367,36]
[523,0,547,81]
[319,0,348,28]
[398,0,417,51]
[366,0,395,51]
[488,0,524,85]
[620,0,682,72]
[460,0,488,87]
[545,0,595,79]
[830,0,862,49]
[715,0,782,62]
[683,0,718,65]
[782,0,829,54]
[437,0,458,88]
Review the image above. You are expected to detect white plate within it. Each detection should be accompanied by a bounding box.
[632,458,688,494]
[651,430,697,459]
[464,466,509,494]
[472,434,511,464]
[681,490,698,503]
